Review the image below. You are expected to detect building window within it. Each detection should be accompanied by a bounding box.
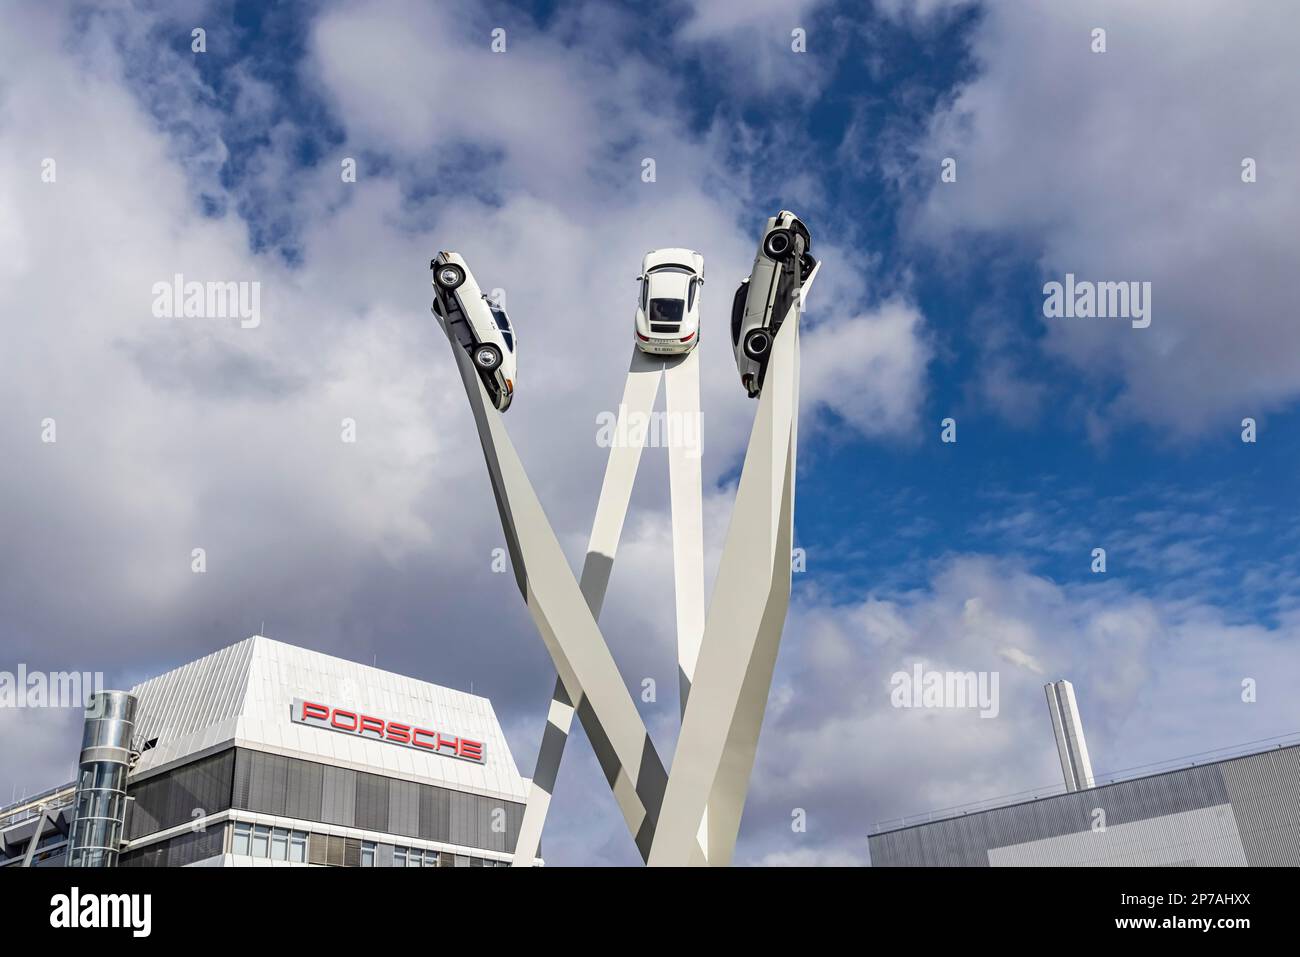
[271,827,289,861]
[251,824,270,858]
[361,841,376,867]
[232,821,251,856]
[230,823,309,863]
[392,844,440,867]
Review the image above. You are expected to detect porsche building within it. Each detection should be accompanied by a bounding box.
[868,741,1300,867]
[1,636,536,867]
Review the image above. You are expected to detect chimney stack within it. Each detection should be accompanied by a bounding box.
[1045,679,1095,792]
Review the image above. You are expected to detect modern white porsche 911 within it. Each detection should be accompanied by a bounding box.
[634,248,704,355]
[729,211,816,398]
[430,251,518,411]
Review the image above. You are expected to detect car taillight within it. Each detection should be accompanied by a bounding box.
[636,332,649,341]
[680,331,695,342]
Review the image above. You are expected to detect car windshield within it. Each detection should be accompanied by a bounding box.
[489,303,515,352]
[648,298,684,324]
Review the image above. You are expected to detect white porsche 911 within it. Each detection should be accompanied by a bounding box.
[729,211,816,398]
[430,251,518,411]
[634,248,704,355]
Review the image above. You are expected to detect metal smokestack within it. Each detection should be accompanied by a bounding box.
[67,690,138,866]
[1045,679,1095,792]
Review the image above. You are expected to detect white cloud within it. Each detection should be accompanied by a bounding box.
[736,554,1300,864]
[800,297,930,439]
[909,0,1300,436]
[680,0,824,39]
[676,0,832,96]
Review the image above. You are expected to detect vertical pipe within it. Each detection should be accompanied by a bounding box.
[1045,680,1095,792]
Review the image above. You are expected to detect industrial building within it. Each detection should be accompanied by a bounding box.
[1,636,537,867]
[870,679,1300,866]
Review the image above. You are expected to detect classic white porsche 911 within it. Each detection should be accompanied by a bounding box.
[430,251,518,411]
[729,211,817,397]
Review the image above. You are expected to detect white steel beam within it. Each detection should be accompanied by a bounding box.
[648,269,813,867]
[511,347,664,865]
[664,347,706,710]
[438,321,672,860]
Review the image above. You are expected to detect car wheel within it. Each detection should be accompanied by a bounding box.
[800,252,816,282]
[743,328,772,360]
[473,343,502,371]
[435,263,466,290]
[763,228,795,261]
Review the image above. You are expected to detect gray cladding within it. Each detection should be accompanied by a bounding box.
[126,749,234,841]
[232,748,521,852]
[129,746,523,855]
[870,745,1300,867]
[320,765,357,826]
[1221,746,1300,867]
[388,778,420,836]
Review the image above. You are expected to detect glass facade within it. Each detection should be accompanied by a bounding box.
[68,691,137,867]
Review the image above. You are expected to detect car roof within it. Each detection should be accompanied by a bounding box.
[647,270,691,299]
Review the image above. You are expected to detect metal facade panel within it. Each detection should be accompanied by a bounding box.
[388,778,419,839]
[450,790,473,847]
[123,636,530,808]
[247,749,271,814]
[321,766,356,826]
[430,785,451,843]
[129,638,254,777]
[232,749,251,809]
[418,785,436,841]
[127,749,235,841]
[269,752,289,816]
[989,805,1247,866]
[870,761,1233,866]
[1220,749,1300,867]
[308,832,328,865]
[355,772,390,833]
[168,827,225,867]
[239,637,529,802]
[220,747,523,854]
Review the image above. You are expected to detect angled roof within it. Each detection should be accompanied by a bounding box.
[129,635,528,804]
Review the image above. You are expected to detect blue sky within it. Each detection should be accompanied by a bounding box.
[2,0,1299,865]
